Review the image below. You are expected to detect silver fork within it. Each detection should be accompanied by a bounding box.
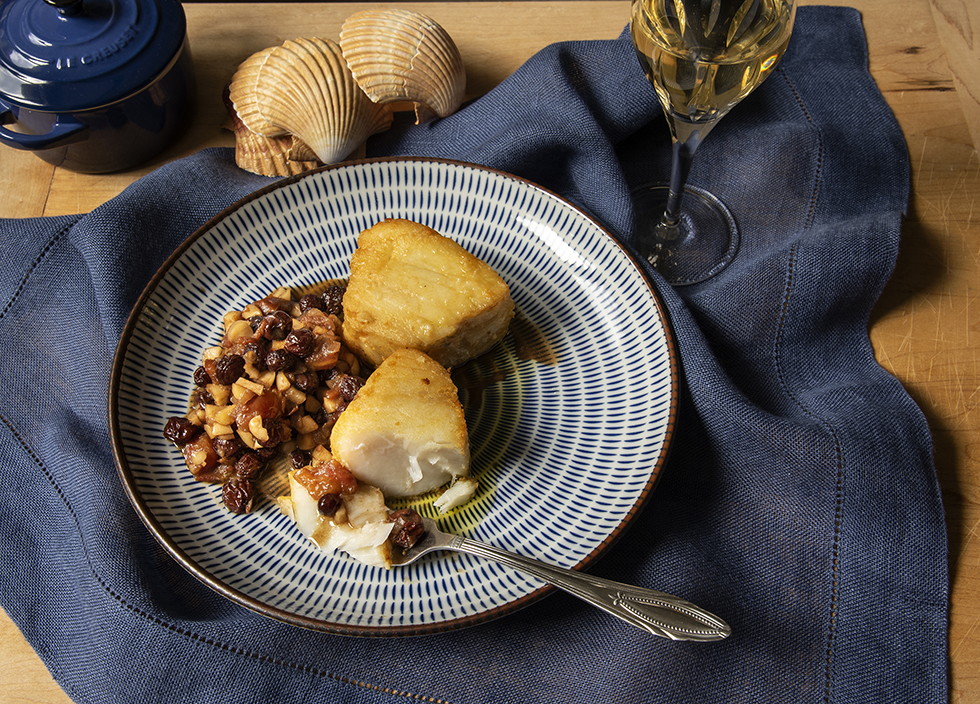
[392,515,731,642]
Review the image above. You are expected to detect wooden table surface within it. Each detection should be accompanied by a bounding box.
[1,1,977,702]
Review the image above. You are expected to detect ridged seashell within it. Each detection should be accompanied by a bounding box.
[233,124,320,178]
[222,86,319,177]
[228,47,286,138]
[340,9,466,124]
[232,37,393,165]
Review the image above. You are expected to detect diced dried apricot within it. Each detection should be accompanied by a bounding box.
[293,458,358,499]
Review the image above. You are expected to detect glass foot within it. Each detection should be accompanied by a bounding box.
[631,183,739,286]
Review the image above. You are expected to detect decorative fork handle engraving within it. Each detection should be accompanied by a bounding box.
[452,537,731,641]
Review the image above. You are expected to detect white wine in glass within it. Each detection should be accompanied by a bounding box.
[630,0,796,285]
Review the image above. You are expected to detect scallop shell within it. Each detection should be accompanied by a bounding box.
[340,9,466,124]
[222,86,319,177]
[233,37,393,165]
[232,123,320,178]
[228,47,285,138]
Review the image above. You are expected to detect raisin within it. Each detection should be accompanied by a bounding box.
[234,452,263,479]
[317,493,342,516]
[265,349,297,372]
[193,366,210,386]
[214,354,245,385]
[292,371,318,393]
[255,419,285,448]
[262,310,292,340]
[163,416,201,446]
[256,295,290,315]
[212,436,243,459]
[222,477,253,514]
[299,293,324,312]
[245,334,268,352]
[390,508,426,549]
[334,374,364,401]
[289,448,311,469]
[311,405,330,426]
[254,445,277,461]
[194,386,214,411]
[320,285,345,316]
[284,328,314,357]
[191,463,234,485]
[192,387,214,411]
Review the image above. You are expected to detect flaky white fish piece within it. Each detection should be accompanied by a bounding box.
[278,470,394,569]
[330,348,469,498]
[341,219,514,368]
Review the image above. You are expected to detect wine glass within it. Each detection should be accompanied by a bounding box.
[629,0,797,285]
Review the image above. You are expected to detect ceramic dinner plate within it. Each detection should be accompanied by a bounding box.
[109,158,677,636]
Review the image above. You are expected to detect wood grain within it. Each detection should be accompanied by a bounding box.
[842,3,980,702]
[1,2,977,703]
[930,0,980,150]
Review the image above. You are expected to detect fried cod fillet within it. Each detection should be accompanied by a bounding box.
[330,348,469,497]
[341,219,514,368]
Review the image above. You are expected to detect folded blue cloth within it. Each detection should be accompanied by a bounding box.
[0,6,947,703]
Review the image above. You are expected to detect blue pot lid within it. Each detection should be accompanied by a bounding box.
[0,0,186,111]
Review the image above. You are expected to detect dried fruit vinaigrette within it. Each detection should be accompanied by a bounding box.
[163,284,368,514]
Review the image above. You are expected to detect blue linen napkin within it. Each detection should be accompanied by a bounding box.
[0,6,947,703]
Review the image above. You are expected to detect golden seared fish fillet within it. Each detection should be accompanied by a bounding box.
[330,348,469,497]
[341,219,514,368]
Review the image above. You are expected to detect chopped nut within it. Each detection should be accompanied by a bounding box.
[224,318,254,343]
[208,404,236,426]
[322,392,342,413]
[236,427,259,449]
[189,448,209,467]
[207,383,232,407]
[254,370,276,389]
[248,415,270,443]
[208,422,234,438]
[237,377,265,395]
[311,445,333,463]
[271,286,292,301]
[283,386,306,405]
[292,414,319,434]
[222,310,243,327]
[296,432,318,451]
[202,345,224,361]
[231,381,255,405]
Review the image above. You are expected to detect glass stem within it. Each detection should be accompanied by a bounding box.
[659,123,709,234]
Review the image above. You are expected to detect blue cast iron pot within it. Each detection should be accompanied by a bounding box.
[0,0,195,173]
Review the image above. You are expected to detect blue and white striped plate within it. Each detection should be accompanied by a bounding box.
[110,158,677,635]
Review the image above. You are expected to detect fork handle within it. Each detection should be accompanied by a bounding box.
[450,536,731,641]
